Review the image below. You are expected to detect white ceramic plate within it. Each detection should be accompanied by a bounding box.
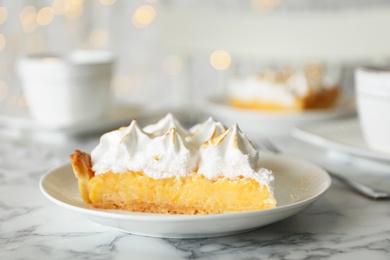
[39,154,330,239]
[0,105,178,136]
[292,118,390,162]
[200,96,355,138]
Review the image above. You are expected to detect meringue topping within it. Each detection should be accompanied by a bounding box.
[198,124,273,188]
[186,117,226,147]
[90,114,274,189]
[91,119,151,174]
[143,128,198,179]
[143,113,189,137]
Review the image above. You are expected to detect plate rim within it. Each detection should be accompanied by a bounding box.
[201,95,355,121]
[291,119,390,162]
[39,154,331,222]
[0,105,176,136]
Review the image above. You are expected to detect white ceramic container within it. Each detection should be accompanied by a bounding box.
[18,50,114,128]
[355,67,390,153]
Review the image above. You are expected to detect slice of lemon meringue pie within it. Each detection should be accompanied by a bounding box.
[228,63,340,111]
[70,114,276,214]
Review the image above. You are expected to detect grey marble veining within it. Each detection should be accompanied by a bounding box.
[1,136,390,260]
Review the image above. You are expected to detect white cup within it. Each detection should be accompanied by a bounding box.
[18,50,114,127]
[355,67,390,153]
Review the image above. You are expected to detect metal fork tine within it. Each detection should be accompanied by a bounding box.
[258,138,280,154]
[262,139,280,154]
[254,139,269,153]
[259,138,390,199]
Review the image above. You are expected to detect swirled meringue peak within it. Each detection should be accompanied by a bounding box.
[143,113,189,137]
[143,128,198,179]
[186,117,226,147]
[91,119,152,175]
[90,113,273,188]
[198,124,274,188]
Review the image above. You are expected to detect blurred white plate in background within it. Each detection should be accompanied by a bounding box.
[200,96,355,138]
[291,118,390,162]
[40,154,330,239]
[0,105,177,136]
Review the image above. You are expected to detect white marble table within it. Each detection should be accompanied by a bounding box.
[1,126,390,260]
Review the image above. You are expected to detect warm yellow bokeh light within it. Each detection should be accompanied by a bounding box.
[250,0,281,13]
[99,0,117,6]
[0,81,8,101]
[18,95,27,107]
[37,7,54,26]
[67,0,84,8]
[52,0,67,15]
[210,50,231,70]
[132,5,156,28]
[0,34,5,52]
[0,7,8,25]
[65,7,83,20]
[89,28,109,48]
[20,6,36,24]
[20,6,37,29]
[163,55,184,76]
[64,0,84,20]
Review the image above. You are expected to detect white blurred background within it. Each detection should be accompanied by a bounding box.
[1,0,390,113]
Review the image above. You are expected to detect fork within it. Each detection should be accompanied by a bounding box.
[259,139,390,200]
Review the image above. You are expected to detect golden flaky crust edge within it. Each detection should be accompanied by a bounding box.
[70,150,95,203]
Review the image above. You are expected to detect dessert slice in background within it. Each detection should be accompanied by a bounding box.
[228,62,340,111]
